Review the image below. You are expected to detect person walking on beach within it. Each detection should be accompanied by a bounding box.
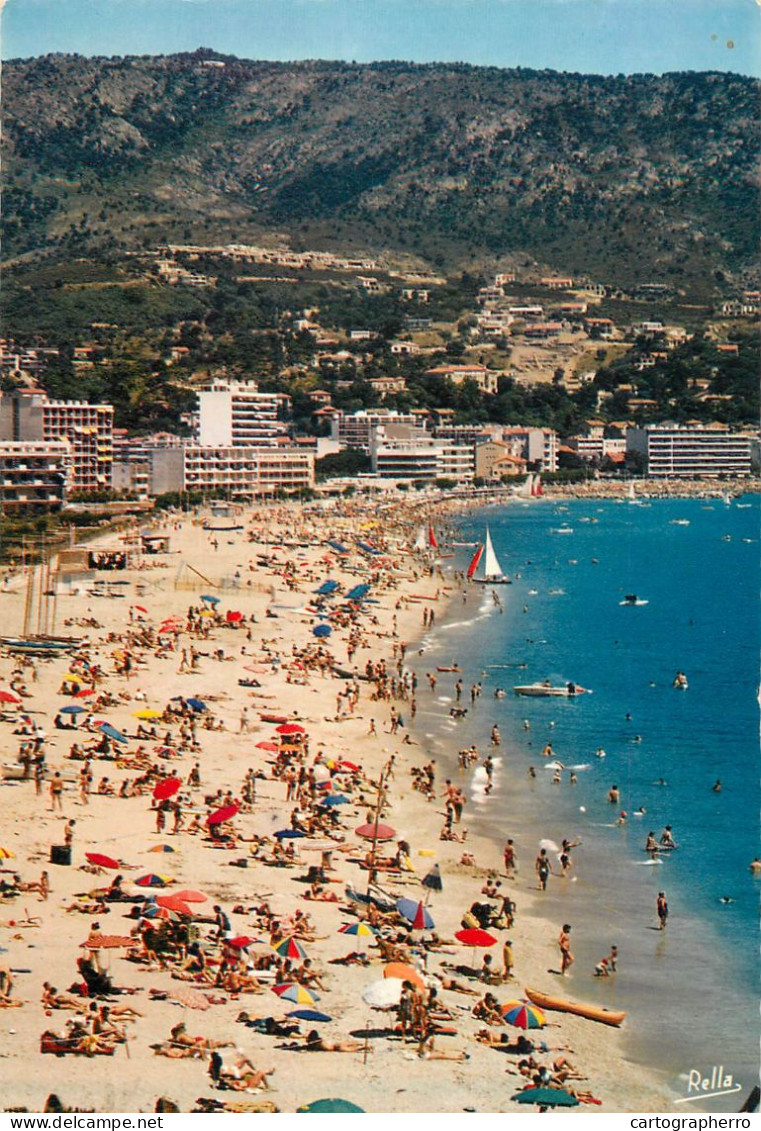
[49,772,64,812]
[656,892,669,930]
[535,848,552,891]
[558,924,574,975]
[503,839,516,877]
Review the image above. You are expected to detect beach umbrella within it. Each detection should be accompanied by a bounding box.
[153,777,181,801]
[156,895,194,916]
[0,690,21,704]
[85,852,121,870]
[134,605,149,615]
[297,1100,365,1114]
[0,847,16,860]
[227,936,257,950]
[501,1001,547,1029]
[274,828,307,840]
[186,698,207,712]
[396,898,435,930]
[135,873,173,888]
[143,905,180,922]
[455,927,497,966]
[383,963,425,992]
[272,936,308,961]
[319,794,350,808]
[276,723,306,736]
[422,864,443,893]
[172,889,208,903]
[207,802,239,825]
[98,722,129,744]
[63,673,85,683]
[312,624,332,638]
[148,844,175,854]
[60,704,86,715]
[200,595,220,605]
[361,977,404,1010]
[255,741,279,752]
[511,1088,579,1108]
[133,709,163,720]
[314,581,339,595]
[338,922,377,938]
[337,760,360,773]
[287,1010,332,1023]
[272,983,319,1005]
[355,822,396,842]
[346,584,371,600]
[74,688,95,698]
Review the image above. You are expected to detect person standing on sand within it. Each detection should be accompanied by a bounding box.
[657,892,669,930]
[503,838,516,877]
[558,924,574,975]
[49,772,64,812]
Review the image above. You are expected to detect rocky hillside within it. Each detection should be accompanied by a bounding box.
[3,51,759,293]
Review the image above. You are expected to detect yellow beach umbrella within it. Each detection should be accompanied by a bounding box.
[133,709,163,719]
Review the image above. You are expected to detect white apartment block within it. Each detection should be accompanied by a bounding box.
[330,410,418,452]
[369,426,473,482]
[198,379,289,447]
[183,446,314,495]
[0,391,113,493]
[626,424,753,478]
[501,427,559,472]
[0,439,71,511]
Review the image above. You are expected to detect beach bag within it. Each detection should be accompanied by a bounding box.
[461,911,479,930]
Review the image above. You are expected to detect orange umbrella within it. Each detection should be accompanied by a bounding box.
[172,889,208,903]
[383,962,425,992]
[156,894,194,916]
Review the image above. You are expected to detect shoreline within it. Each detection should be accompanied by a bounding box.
[0,496,708,1112]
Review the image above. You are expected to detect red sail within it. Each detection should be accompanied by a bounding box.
[428,525,439,549]
[467,544,484,579]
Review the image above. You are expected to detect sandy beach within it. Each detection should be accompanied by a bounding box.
[0,497,677,1114]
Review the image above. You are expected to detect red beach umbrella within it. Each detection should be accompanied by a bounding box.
[454,929,497,949]
[156,895,194,916]
[172,889,208,904]
[226,610,243,623]
[276,723,306,736]
[337,760,360,772]
[411,901,429,931]
[85,852,121,870]
[74,688,95,698]
[134,605,149,614]
[0,690,21,704]
[153,777,181,801]
[255,741,279,752]
[355,822,396,842]
[227,936,257,950]
[207,802,240,825]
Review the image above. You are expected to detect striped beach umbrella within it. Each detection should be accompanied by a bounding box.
[501,1001,547,1029]
[272,936,308,961]
[272,983,319,1005]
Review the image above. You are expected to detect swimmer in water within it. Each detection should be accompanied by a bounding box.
[712,779,722,793]
[645,832,659,855]
[718,896,734,904]
[654,778,667,787]
[749,858,761,876]
[595,747,606,758]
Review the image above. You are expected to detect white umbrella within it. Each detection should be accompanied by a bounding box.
[361,977,404,1010]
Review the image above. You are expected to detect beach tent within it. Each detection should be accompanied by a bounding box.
[346,584,371,601]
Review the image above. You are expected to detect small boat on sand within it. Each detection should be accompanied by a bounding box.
[525,986,627,1027]
[514,682,589,698]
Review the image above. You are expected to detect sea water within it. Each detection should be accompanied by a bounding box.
[410,494,759,1108]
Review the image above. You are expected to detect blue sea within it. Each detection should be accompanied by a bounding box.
[409,494,759,1108]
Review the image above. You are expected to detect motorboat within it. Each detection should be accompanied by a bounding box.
[619,594,649,606]
[513,681,590,698]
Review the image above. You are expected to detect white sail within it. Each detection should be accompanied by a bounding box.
[483,526,504,578]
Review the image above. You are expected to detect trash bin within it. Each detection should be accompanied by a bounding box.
[50,844,71,865]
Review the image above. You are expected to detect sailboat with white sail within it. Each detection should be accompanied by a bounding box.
[467,525,511,585]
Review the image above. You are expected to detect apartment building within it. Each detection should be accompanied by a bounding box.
[626,424,754,478]
[0,440,70,512]
[329,410,418,452]
[0,390,113,493]
[198,379,289,447]
[183,445,314,495]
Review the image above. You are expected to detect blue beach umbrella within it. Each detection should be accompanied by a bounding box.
[320,794,350,808]
[312,624,332,638]
[314,581,339,596]
[186,698,207,712]
[274,829,307,840]
[98,722,128,744]
[396,898,435,929]
[297,1099,365,1113]
[346,584,370,601]
[60,704,86,715]
[200,595,220,605]
[287,1009,333,1023]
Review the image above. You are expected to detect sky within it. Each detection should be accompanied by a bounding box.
[2,0,759,76]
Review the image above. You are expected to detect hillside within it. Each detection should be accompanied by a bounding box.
[3,51,759,295]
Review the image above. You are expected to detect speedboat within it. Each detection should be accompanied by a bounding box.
[513,682,590,698]
[620,594,649,606]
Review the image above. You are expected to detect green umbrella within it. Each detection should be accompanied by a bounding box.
[297,1099,366,1113]
[511,1087,580,1108]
